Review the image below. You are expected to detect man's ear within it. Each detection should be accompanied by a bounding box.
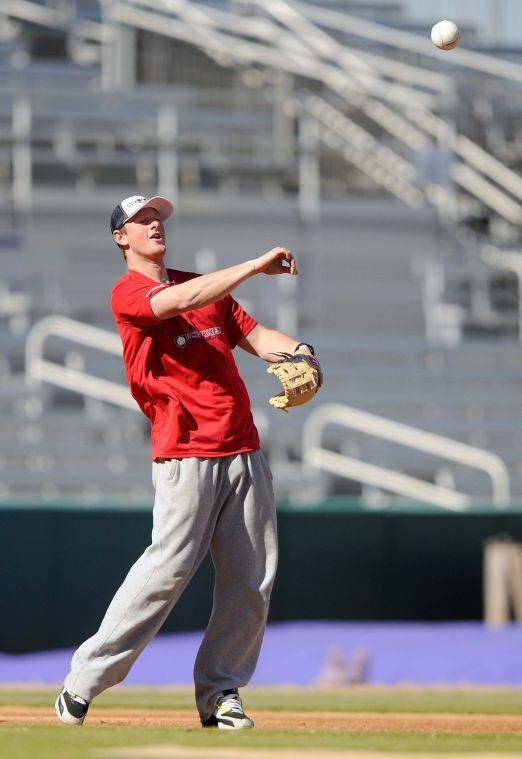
[113,228,128,249]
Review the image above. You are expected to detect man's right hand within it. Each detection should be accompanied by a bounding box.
[252,247,298,276]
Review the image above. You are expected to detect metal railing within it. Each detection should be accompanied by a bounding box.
[25,316,137,410]
[101,0,522,226]
[302,403,511,511]
[3,0,105,40]
[7,0,522,85]
[302,94,425,208]
[4,0,522,227]
[482,245,522,343]
[292,0,522,84]
[25,318,512,510]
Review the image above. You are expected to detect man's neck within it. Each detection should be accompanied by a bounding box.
[127,257,170,283]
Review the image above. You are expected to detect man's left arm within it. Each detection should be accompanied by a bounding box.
[239,324,323,400]
[238,324,313,361]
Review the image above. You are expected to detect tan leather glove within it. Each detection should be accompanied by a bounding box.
[267,352,322,412]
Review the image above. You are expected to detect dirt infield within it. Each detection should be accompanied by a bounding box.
[2,706,522,733]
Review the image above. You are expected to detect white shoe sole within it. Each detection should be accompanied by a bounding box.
[217,717,254,730]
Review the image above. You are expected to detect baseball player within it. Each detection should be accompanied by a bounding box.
[55,194,322,730]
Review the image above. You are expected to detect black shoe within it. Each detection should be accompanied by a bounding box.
[55,688,89,726]
[202,689,254,730]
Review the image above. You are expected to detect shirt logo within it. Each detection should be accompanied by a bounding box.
[174,326,222,348]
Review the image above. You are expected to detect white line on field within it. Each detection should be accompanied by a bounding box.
[99,748,522,759]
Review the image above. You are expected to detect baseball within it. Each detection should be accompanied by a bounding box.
[431,20,460,51]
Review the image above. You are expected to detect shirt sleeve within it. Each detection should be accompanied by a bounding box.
[111,279,170,328]
[222,295,257,349]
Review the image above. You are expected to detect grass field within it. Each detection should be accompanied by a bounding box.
[2,686,522,759]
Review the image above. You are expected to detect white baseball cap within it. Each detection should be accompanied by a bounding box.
[110,195,174,233]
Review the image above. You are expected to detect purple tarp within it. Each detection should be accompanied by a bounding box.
[1,621,522,686]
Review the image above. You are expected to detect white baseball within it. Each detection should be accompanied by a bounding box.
[431,20,460,51]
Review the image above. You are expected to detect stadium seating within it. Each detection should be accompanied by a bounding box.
[1,1,522,506]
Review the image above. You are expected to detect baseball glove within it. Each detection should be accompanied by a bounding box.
[267,352,322,411]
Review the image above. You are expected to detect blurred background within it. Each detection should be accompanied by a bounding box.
[1,0,522,684]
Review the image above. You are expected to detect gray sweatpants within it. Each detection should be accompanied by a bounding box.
[64,450,277,721]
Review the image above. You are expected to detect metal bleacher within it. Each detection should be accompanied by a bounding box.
[1,0,522,507]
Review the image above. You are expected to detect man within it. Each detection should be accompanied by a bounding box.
[55,194,321,730]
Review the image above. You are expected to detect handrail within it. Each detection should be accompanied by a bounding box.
[12,0,522,86]
[303,94,425,208]
[119,0,437,108]
[451,164,522,226]
[482,246,522,344]
[252,0,522,221]
[6,0,522,227]
[302,403,510,510]
[25,315,137,411]
[247,0,447,94]
[406,108,522,205]
[455,135,522,203]
[4,0,66,29]
[291,0,522,84]
[24,326,513,509]
[118,0,522,227]
[4,0,106,40]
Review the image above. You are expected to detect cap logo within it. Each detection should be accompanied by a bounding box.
[121,196,147,216]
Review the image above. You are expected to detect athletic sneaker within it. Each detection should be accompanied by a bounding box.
[202,688,254,730]
[55,688,89,725]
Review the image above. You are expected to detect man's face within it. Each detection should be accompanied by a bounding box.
[114,206,166,257]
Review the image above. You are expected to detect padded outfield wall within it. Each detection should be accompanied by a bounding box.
[2,499,522,653]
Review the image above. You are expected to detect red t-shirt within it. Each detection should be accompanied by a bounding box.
[111,268,260,459]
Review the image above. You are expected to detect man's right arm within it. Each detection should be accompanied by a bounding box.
[150,246,297,320]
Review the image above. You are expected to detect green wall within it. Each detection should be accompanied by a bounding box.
[2,501,522,652]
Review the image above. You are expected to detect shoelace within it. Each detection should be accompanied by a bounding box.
[219,694,243,710]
